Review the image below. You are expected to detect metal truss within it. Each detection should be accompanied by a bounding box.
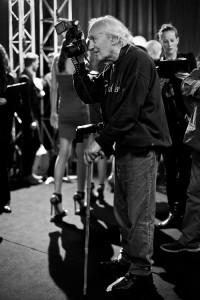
[8,0,36,180]
[8,0,72,76]
[38,0,72,150]
[39,0,72,77]
[8,0,36,73]
[8,0,72,174]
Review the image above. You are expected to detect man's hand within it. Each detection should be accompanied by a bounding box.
[84,140,105,165]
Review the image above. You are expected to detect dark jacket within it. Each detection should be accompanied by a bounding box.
[19,69,41,125]
[0,72,17,147]
[73,45,171,156]
[157,52,197,141]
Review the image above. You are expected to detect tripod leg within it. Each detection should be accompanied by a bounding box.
[83,162,92,296]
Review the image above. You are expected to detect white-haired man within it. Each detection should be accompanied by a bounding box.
[73,15,171,296]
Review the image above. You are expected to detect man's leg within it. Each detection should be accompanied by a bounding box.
[114,150,158,275]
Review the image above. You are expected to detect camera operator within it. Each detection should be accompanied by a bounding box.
[72,15,171,296]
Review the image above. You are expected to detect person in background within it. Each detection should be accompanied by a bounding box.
[132,35,147,48]
[41,52,57,181]
[18,52,43,186]
[86,39,109,203]
[145,39,162,62]
[0,44,17,213]
[145,39,165,187]
[49,38,90,223]
[73,15,171,296]
[43,52,55,89]
[161,67,200,253]
[156,23,197,229]
[42,52,71,183]
[196,53,200,69]
[107,154,115,193]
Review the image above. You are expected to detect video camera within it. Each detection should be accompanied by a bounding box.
[54,19,86,58]
[76,122,105,143]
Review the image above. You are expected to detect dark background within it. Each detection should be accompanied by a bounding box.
[1,0,200,67]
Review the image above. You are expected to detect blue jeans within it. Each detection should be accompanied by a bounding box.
[114,150,158,276]
[179,149,200,248]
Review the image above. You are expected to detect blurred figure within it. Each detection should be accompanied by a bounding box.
[146,39,164,186]
[161,67,200,253]
[43,52,55,88]
[86,40,108,203]
[49,38,90,222]
[146,39,162,62]
[196,52,200,69]
[107,155,115,193]
[157,23,197,229]
[19,52,43,186]
[132,35,147,48]
[41,52,57,179]
[0,44,17,213]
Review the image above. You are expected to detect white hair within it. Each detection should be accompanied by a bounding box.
[145,40,162,60]
[132,36,147,47]
[88,15,134,47]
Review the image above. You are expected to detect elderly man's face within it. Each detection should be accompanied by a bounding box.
[88,23,115,63]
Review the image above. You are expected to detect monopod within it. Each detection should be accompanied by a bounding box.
[83,162,92,296]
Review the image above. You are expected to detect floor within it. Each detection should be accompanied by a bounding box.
[0,165,200,300]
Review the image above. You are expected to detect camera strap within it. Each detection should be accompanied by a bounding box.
[71,57,104,123]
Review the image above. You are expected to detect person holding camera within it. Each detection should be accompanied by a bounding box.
[49,38,90,222]
[72,15,171,296]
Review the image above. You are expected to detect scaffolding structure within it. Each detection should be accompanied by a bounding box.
[8,0,35,73]
[8,0,72,75]
[7,0,73,177]
[38,0,72,151]
[39,0,72,77]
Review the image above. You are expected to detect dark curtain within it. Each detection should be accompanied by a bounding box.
[70,0,200,56]
[154,0,200,55]
[71,0,154,40]
[0,0,200,58]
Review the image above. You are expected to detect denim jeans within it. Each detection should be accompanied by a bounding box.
[114,150,158,276]
[179,149,200,248]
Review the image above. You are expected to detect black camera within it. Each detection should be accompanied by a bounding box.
[76,122,105,143]
[55,19,86,58]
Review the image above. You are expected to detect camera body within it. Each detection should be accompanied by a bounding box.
[76,122,105,143]
[55,19,86,58]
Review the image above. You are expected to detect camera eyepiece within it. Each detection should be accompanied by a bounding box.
[55,20,79,35]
